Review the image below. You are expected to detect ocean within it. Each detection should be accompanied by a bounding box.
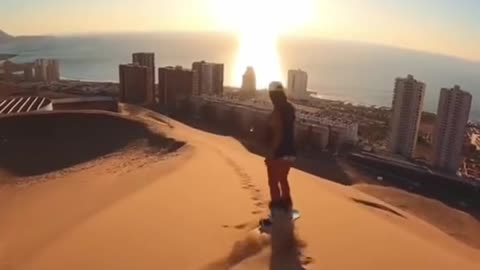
[1,32,479,120]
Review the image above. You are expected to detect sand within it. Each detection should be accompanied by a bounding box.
[0,106,479,270]
[355,184,480,250]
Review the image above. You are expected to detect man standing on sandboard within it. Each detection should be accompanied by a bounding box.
[262,82,298,226]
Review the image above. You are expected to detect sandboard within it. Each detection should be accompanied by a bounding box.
[258,209,300,233]
[269,209,300,221]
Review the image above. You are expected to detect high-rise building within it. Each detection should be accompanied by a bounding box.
[192,61,224,95]
[119,64,152,104]
[158,66,194,111]
[34,59,48,81]
[212,64,224,95]
[388,75,426,159]
[34,59,60,82]
[132,53,155,103]
[46,59,60,81]
[432,85,472,173]
[24,66,34,81]
[200,63,213,94]
[241,66,256,94]
[2,61,16,81]
[287,69,308,100]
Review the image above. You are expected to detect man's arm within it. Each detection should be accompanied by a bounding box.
[268,110,283,159]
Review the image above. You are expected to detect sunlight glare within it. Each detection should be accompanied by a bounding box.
[210,0,313,88]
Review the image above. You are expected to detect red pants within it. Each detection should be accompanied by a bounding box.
[265,159,293,203]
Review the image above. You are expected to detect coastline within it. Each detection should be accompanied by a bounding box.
[0,54,17,61]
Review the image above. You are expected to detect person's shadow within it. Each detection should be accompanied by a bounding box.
[203,211,309,270]
[269,212,305,270]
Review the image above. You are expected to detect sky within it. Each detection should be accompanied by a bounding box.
[1,0,480,61]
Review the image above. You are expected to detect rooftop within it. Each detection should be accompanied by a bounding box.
[52,96,115,104]
[0,96,52,115]
[200,95,358,129]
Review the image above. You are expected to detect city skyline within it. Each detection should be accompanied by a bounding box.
[1,0,480,61]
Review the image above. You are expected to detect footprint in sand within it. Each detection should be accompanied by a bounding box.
[233,223,250,230]
[302,256,314,266]
[221,155,270,227]
[222,222,258,231]
[238,173,250,179]
[254,202,266,208]
[250,196,262,201]
[241,185,252,190]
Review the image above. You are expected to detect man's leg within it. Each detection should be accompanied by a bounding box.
[266,159,282,208]
[278,160,293,208]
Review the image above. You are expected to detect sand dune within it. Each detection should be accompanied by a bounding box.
[0,107,479,269]
[0,111,182,180]
[355,184,480,250]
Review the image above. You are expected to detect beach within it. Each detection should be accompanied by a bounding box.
[0,105,479,269]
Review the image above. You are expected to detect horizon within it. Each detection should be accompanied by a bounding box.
[4,29,480,66]
[2,0,480,62]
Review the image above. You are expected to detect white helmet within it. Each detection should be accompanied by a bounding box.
[269,81,284,91]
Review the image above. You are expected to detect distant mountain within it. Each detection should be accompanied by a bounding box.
[0,30,53,44]
[0,30,14,43]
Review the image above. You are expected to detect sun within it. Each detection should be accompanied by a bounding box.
[210,0,313,88]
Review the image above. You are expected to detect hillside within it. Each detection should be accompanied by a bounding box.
[0,30,14,43]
